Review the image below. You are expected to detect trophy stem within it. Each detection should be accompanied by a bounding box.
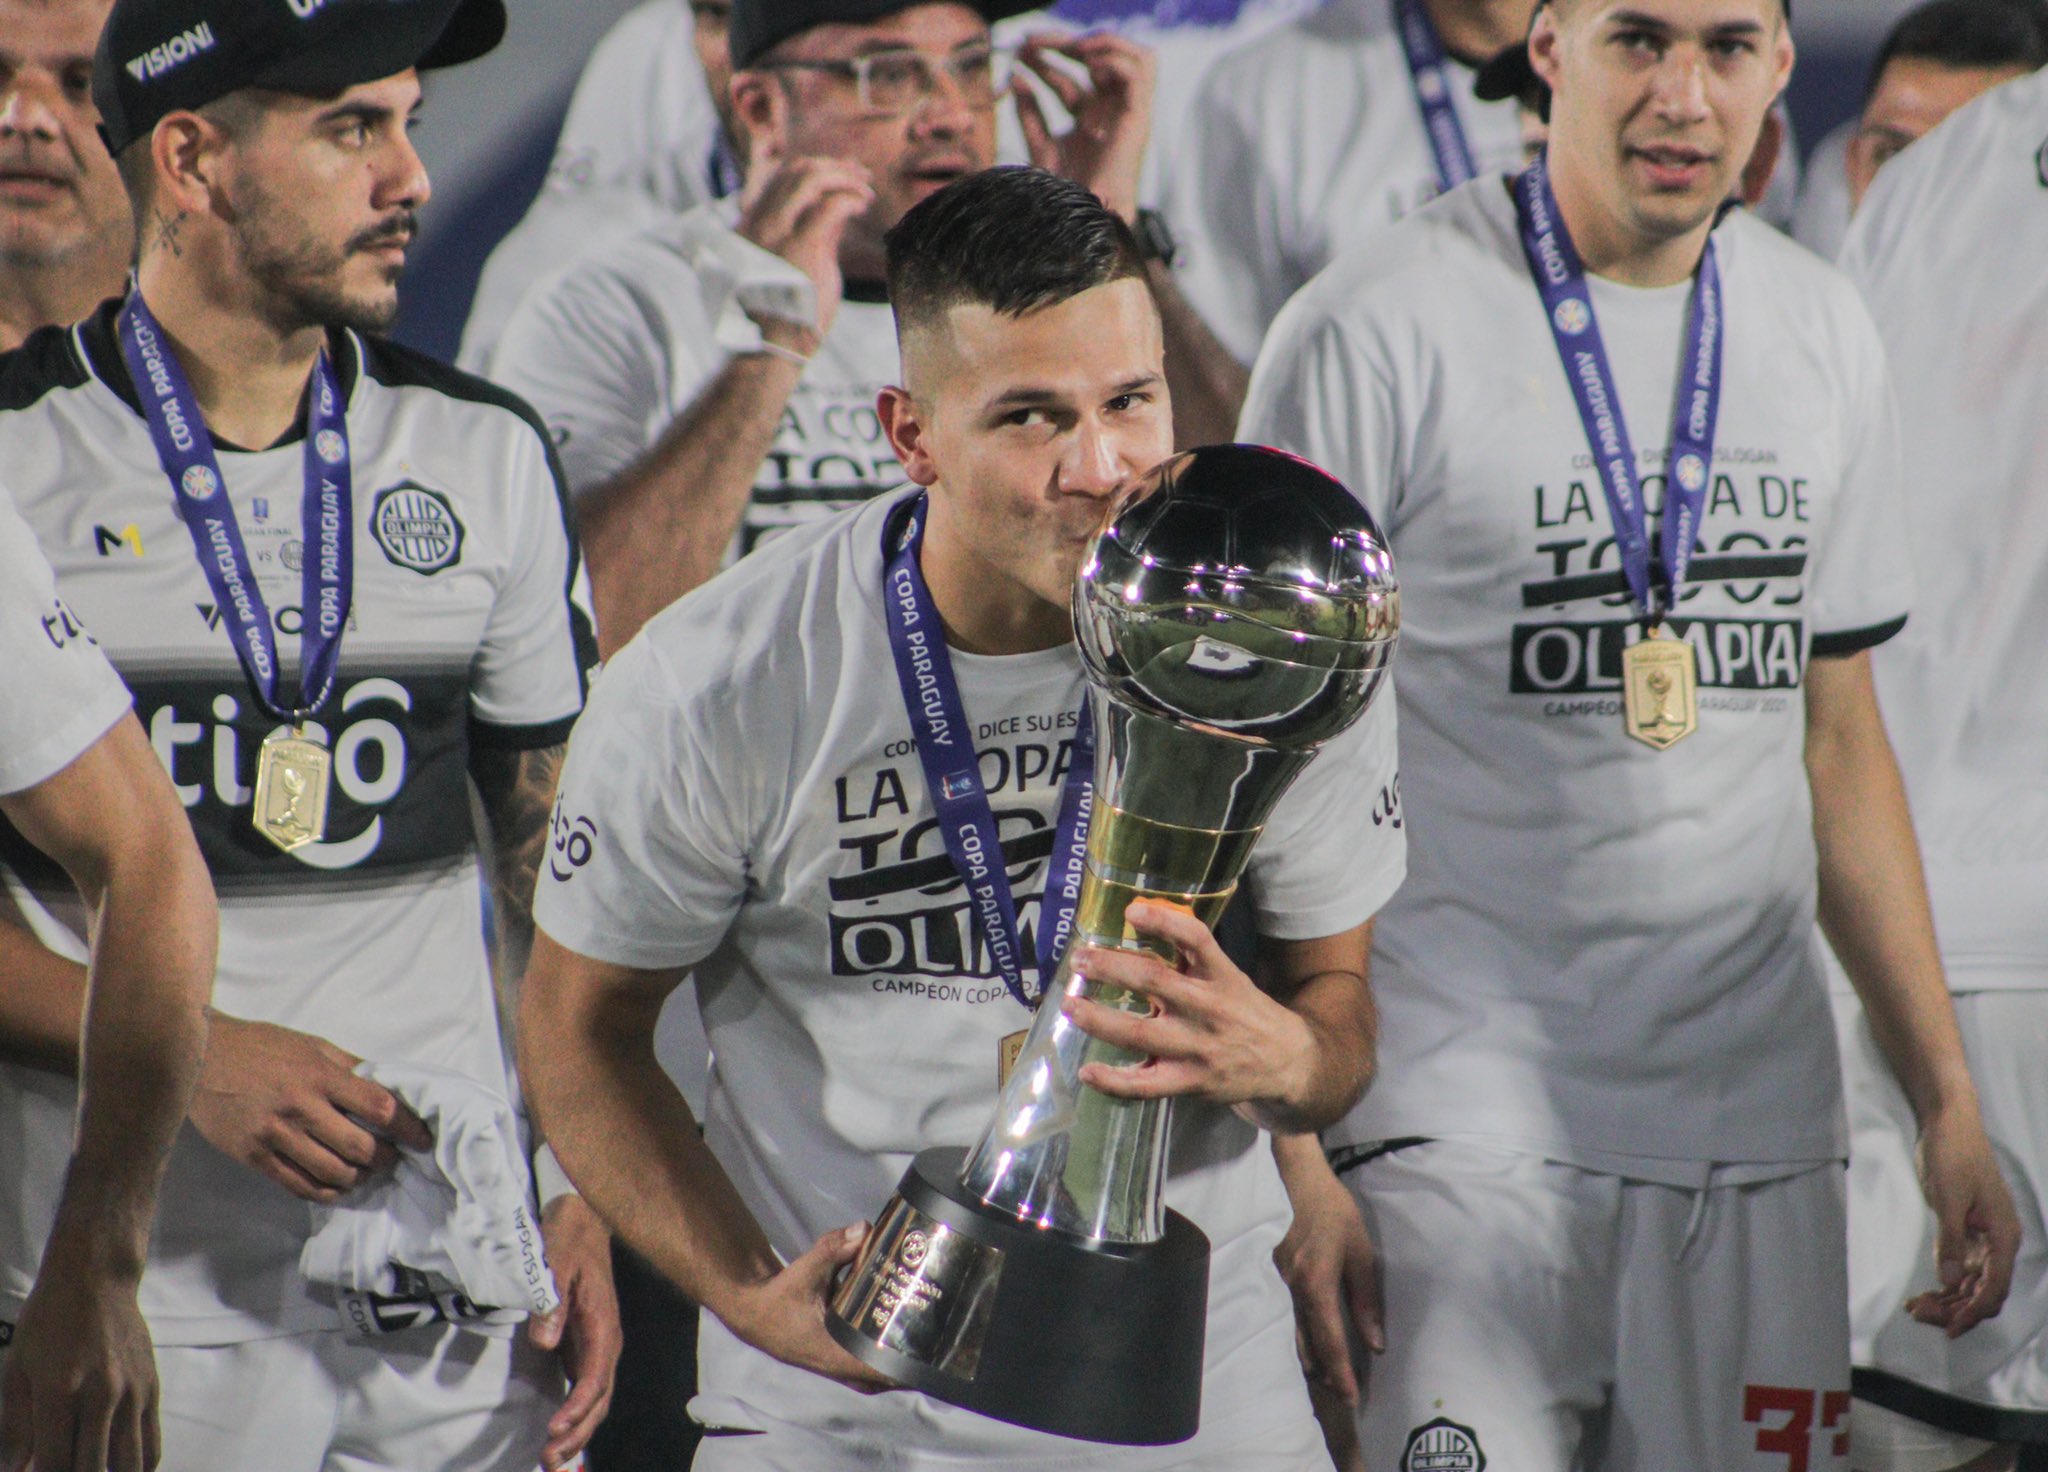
[957,801,1243,1242]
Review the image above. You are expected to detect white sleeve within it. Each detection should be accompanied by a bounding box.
[1806,300,1915,655]
[0,495,132,796]
[1247,692,1405,940]
[1160,73,1302,368]
[531,637,748,972]
[468,405,596,745]
[1240,292,1407,530]
[487,258,682,497]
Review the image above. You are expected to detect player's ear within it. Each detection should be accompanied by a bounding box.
[730,70,789,162]
[1528,4,1564,92]
[151,111,231,219]
[878,385,939,488]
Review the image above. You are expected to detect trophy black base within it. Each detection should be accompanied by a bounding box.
[827,1147,1210,1446]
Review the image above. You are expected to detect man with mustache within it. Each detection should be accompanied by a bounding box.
[0,0,620,1467]
[0,0,132,350]
[1244,0,2021,1467]
[487,0,1240,660]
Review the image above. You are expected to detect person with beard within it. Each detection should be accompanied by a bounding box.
[0,1,620,1468]
[487,0,1243,660]
[0,0,133,350]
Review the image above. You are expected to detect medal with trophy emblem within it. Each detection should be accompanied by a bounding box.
[1621,625,1699,749]
[1514,157,1725,751]
[118,293,355,847]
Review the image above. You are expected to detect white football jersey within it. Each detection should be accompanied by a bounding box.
[1839,67,2048,992]
[1159,0,1526,365]
[0,305,593,1344]
[0,489,131,797]
[486,200,904,562]
[1243,177,1914,1171]
[533,489,1406,1466]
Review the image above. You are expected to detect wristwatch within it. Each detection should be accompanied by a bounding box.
[1133,207,1178,269]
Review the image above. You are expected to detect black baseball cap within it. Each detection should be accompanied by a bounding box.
[93,0,507,156]
[1474,0,1790,117]
[730,0,1039,71]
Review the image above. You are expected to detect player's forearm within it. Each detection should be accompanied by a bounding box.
[1149,263,1250,451]
[1249,967,1376,1134]
[1806,654,1976,1127]
[576,350,805,656]
[520,951,780,1311]
[58,831,215,1268]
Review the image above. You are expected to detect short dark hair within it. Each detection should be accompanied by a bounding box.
[884,167,1147,335]
[1868,0,2048,101]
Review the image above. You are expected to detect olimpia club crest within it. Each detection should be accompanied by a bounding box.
[370,482,464,574]
[1403,1417,1486,1472]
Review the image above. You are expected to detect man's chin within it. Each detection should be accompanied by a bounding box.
[0,216,91,271]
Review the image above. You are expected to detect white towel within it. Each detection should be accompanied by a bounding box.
[300,1061,561,1338]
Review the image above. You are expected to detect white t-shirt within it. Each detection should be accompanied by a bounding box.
[1159,0,1526,365]
[486,201,904,564]
[0,491,131,797]
[544,0,734,213]
[0,305,592,1343]
[999,0,1325,208]
[533,488,1406,1466]
[458,2,739,373]
[1792,120,1855,261]
[1839,67,2048,992]
[1242,176,1915,1171]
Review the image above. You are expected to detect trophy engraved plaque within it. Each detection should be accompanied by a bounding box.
[829,444,1400,1444]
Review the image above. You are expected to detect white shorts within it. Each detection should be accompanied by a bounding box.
[1345,1139,1850,1472]
[151,1323,563,1472]
[1835,989,2048,1413]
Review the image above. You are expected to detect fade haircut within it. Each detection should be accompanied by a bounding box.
[884,166,1147,337]
[1868,0,2048,99]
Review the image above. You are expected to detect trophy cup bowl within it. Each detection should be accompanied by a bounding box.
[827,444,1400,1444]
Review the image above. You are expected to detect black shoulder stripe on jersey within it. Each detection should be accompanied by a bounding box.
[1811,615,1907,659]
[358,335,599,702]
[0,314,94,412]
[469,712,577,752]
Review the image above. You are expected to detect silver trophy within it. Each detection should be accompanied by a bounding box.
[828,444,1400,1444]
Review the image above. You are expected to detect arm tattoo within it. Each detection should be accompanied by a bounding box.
[470,742,565,1008]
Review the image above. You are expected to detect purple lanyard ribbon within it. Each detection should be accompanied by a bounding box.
[1512,158,1723,624]
[117,292,354,723]
[881,495,1094,1010]
[1394,0,1478,192]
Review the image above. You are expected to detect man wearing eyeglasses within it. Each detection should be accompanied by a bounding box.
[487,0,1240,660]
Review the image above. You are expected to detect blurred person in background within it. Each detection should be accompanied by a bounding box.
[0,0,130,350]
[1792,0,2047,258]
[1835,55,2048,1472]
[487,0,1246,667]
[1158,0,1534,373]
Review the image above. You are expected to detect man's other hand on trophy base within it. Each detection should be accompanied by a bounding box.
[720,1223,902,1394]
[1063,903,1375,1136]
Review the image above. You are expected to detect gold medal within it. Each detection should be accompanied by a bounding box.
[998,1030,1028,1089]
[252,727,332,851]
[1621,625,1699,750]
